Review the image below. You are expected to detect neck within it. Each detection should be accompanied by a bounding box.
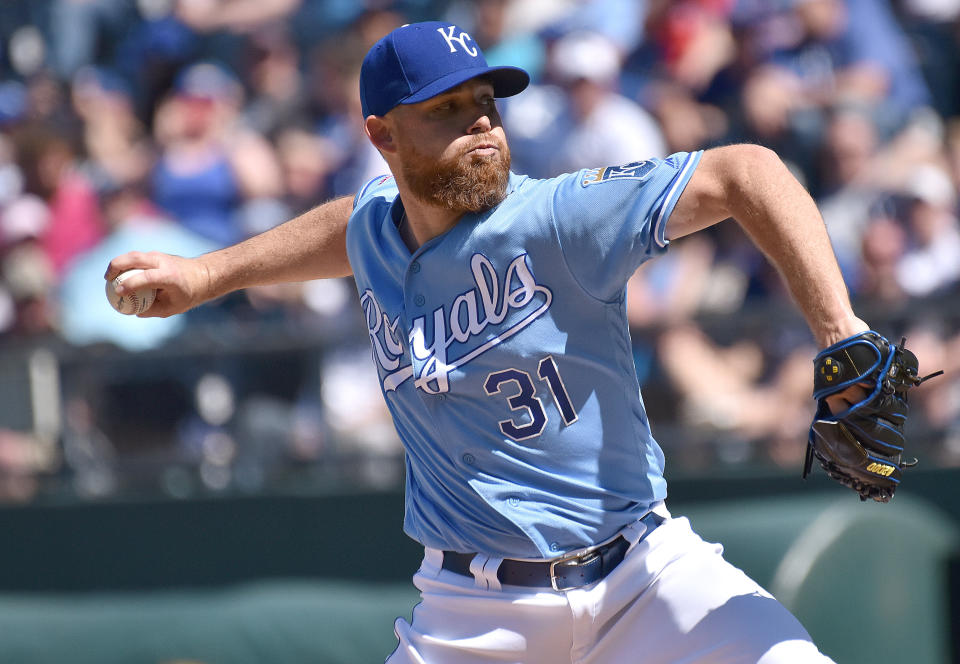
[396,187,465,252]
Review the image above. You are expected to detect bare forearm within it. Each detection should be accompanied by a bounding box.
[669,145,867,346]
[106,195,353,317]
[202,196,353,298]
[721,146,866,346]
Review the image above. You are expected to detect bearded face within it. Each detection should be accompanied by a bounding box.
[396,133,512,213]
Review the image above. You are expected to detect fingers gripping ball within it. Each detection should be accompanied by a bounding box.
[803,331,943,502]
[105,269,157,315]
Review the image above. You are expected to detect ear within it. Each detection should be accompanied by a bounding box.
[364,116,396,154]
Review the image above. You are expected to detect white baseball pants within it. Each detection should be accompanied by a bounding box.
[386,514,835,663]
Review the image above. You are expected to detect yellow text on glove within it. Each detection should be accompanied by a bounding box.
[866,462,895,477]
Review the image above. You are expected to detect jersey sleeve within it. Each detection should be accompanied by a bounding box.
[353,174,399,210]
[551,150,702,301]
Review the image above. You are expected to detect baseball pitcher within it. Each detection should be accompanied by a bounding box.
[107,22,937,663]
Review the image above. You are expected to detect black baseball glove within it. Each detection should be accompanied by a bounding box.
[803,331,942,502]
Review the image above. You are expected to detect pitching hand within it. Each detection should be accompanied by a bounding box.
[823,382,870,415]
[104,251,212,318]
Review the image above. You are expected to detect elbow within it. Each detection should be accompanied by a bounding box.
[670,144,796,239]
[722,144,786,185]
[715,143,795,208]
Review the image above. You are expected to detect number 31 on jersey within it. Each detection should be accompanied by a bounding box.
[483,356,579,441]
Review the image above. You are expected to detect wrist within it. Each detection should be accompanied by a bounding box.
[196,251,229,303]
[817,315,871,349]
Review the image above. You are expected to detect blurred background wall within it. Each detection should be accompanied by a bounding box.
[0,0,959,662]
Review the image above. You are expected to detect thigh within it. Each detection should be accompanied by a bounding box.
[387,554,574,664]
[585,517,835,664]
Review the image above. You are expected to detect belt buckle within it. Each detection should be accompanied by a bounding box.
[548,546,601,592]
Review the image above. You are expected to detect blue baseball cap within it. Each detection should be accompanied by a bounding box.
[360,22,529,118]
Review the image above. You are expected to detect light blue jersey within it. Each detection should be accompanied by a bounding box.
[347,151,702,558]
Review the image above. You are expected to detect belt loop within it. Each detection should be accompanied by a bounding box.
[421,547,443,578]
[621,510,664,549]
[619,519,647,548]
[469,553,501,590]
[483,557,503,592]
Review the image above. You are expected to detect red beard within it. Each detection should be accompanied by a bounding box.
[398,136,511,213]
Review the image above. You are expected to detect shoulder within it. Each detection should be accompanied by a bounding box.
[505,159,687,217]
[348,174,399,248]
[554,153,697,196]
[353,174,399,210]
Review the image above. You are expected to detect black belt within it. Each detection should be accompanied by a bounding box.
[441,512,661,591]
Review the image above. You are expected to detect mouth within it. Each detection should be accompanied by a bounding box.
[468,142,499,157]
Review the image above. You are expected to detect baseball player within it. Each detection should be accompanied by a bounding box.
[107,22,875,663]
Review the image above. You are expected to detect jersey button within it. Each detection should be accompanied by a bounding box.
[414,294,425,306]
[411,261,421,273]
[462,453,476,465]
[550,542,561,553]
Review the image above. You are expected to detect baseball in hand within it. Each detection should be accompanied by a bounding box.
[105,269,157,315]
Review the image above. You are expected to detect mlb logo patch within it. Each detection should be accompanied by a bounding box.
[581,160,656,186]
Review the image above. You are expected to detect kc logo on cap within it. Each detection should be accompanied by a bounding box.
[437,26,478,57]
[359,21,529,118]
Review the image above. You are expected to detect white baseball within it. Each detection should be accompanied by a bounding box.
[105,269,157,315]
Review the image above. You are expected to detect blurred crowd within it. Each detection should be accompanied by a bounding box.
[1,0,959,501]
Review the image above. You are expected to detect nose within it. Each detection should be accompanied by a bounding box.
[467,111,492,135]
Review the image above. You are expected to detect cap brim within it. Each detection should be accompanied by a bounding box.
[401,65,529,107]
